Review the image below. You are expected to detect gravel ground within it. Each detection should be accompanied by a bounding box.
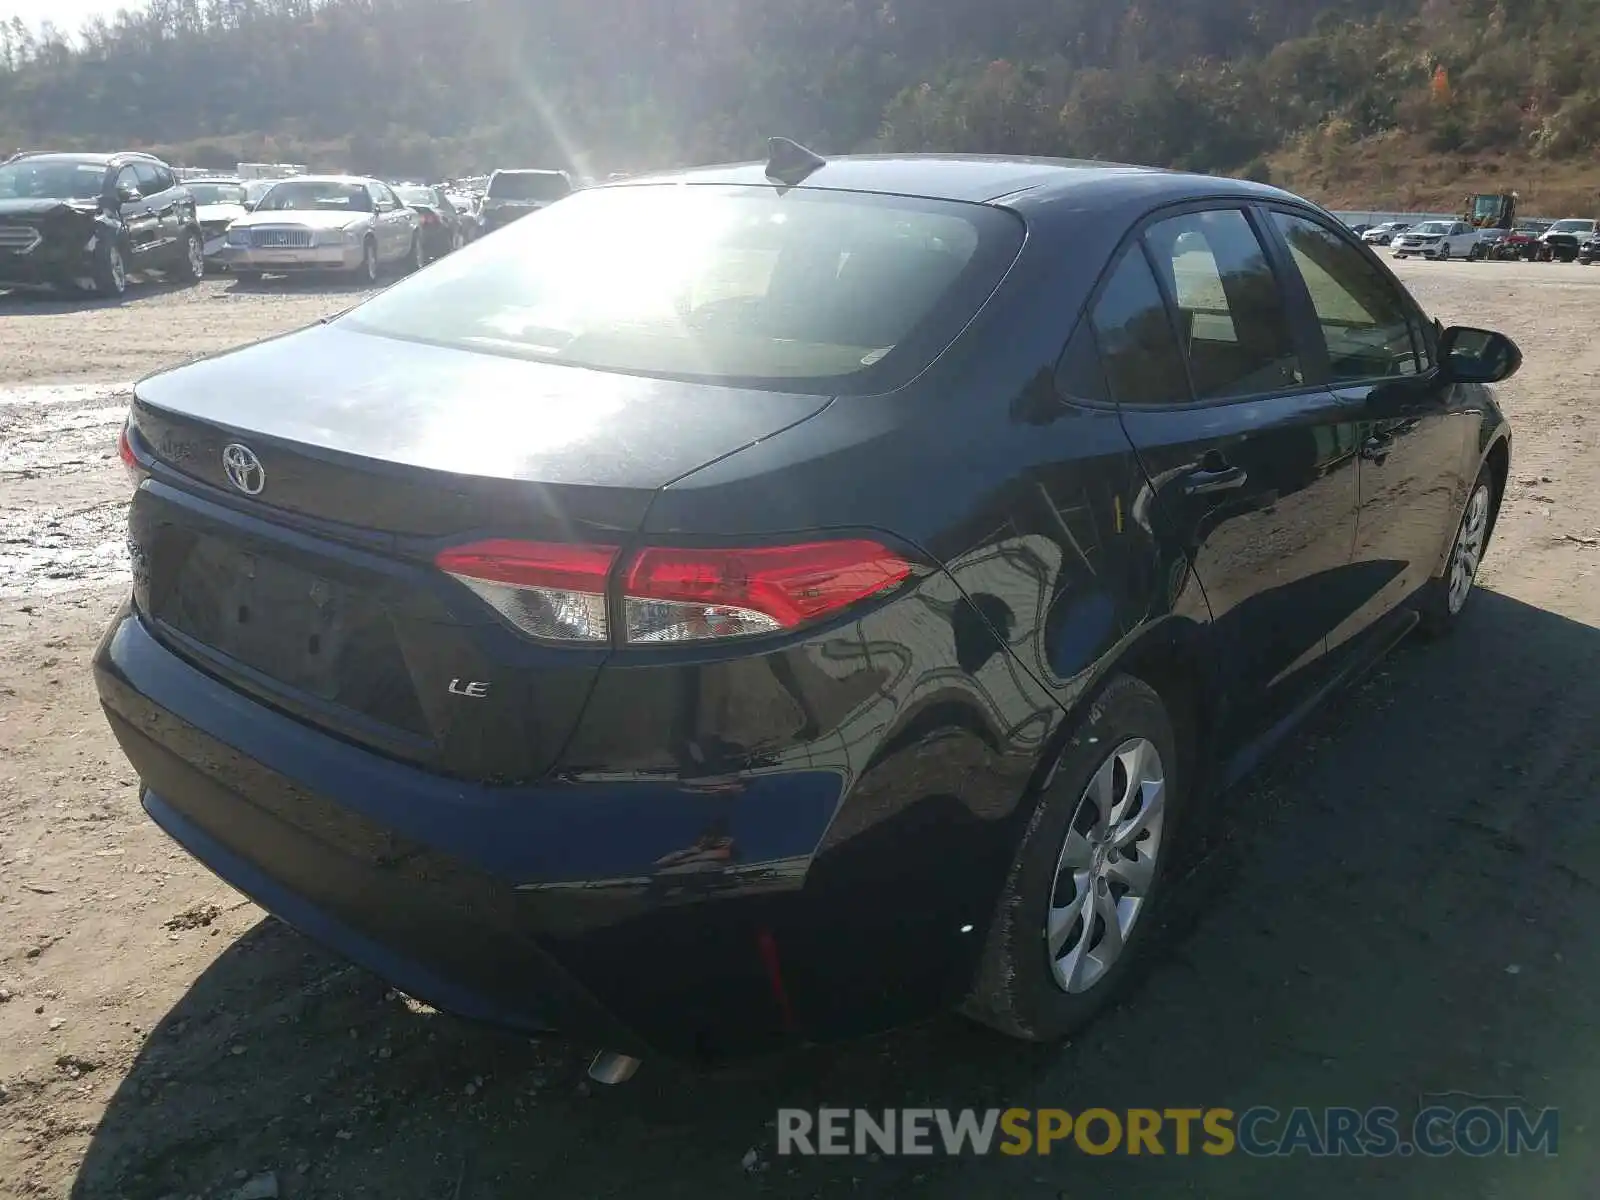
[1,262,1599,1199]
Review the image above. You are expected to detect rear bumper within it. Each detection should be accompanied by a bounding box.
[93,602,906,1060]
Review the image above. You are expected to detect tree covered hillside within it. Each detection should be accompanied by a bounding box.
[3,0,1600,208]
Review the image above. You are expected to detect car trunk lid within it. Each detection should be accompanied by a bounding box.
[127,323,831,780]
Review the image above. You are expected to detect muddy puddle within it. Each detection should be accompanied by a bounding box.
[0,382,133,597]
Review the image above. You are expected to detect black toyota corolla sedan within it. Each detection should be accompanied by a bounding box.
[95,142,1518,1074]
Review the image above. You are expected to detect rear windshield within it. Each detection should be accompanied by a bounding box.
[257,180,372,212]
[396,186,437,206]
[338,184,1024,394]
[1550,219,1594,233]
[487,171,572,201]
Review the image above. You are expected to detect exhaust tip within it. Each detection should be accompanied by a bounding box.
[587,1050,642,1085]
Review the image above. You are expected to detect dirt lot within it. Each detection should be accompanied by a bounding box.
[2,262,1599,1199]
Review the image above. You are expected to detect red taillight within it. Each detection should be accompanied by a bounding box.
[434,538,913,645]
[623,541,912,643]
[420,211,440,225]
[117,420,139,481]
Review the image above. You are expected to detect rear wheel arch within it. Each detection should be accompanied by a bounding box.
[1020,618,1218,818]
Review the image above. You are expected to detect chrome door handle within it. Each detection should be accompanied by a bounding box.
[1183,465,1248,495]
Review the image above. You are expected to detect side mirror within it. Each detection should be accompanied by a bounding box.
[1440,325,1521,385]
[116,183,141,203]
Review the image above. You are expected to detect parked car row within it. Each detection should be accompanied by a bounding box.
[0,148,580,297]
[1356,212,1600,264]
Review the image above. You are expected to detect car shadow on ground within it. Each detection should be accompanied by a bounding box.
[221,273,379,296]
[0,278,195,313]
[70,590,1600,1199]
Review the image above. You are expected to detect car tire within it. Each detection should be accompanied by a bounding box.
[92,239,128,298]
[175,229,205,284]
[1438,244,1449,261]
[962,673,1184,1043]
[408,235,425,273]
[352,238,378,284]
[1418,464,1497,638]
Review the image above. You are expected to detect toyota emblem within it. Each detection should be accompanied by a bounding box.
[221,443,266,495]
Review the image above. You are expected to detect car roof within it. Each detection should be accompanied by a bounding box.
[10,150,163,167]
[492,168,568,177]
[255,175,379,188]
[606,153,1305,213]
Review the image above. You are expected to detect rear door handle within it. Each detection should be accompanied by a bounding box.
[1183,464,1248,495]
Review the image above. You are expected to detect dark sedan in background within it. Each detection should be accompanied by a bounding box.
[96,145,1516,1077]
[395,183,468,259]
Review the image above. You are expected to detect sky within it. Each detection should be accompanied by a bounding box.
[8,0,125,34]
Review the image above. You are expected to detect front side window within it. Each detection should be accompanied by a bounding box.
[133,163,165,195]
[1088,248,1190,405]
[339,184,1024,394]
[1142,208,1302,400]
[1271,211,1419,383]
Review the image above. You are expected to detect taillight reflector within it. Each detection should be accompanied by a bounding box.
[435,540,617,642]
[117,421,140,481]
[434,538,912,645]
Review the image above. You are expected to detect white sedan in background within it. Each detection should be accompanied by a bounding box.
[222,176,423,282]
[1391,220,1480,261]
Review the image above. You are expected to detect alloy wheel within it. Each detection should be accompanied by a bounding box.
[108,245,127,293]
[363,242,377,282]
[1447,483,1491,615]
[187,234,205,279]
[1047,737,1166,994]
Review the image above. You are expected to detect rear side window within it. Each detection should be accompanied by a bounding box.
[340,184,1025,395]
[1088,249,1190,405]
[1143,209,1303,399]
[1270,212,1419,382]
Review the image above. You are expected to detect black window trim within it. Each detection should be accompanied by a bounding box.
[1254,200,1441,388]
[1054,195,1334,413]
